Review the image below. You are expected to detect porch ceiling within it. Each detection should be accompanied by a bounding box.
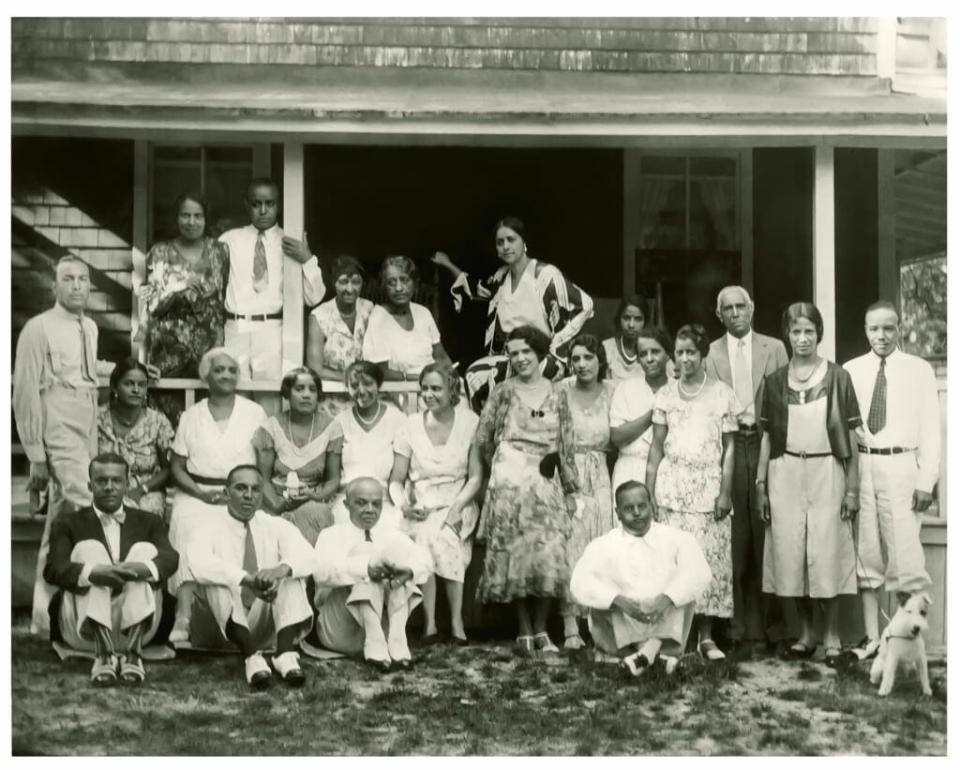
[12,68,946,143]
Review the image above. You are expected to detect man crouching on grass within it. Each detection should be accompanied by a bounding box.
[570,480,712,676]
[187,465,316,690]
[44,452,179,687]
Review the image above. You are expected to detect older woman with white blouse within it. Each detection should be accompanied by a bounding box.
[167,347,267,643]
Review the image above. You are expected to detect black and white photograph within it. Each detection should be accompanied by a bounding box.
[4,3,951,757]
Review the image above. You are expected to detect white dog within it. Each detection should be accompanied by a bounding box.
[869,592,933,697]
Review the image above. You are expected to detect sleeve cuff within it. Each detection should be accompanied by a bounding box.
[78,563,94,588]
[23,443,47,464]
[915,474,938,496]
[346,555,370,582]
[146,561,160,583]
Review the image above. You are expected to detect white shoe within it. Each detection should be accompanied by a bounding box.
[271,651,306,687]
[168,619,190,645]
[662,655,680,676]
[621,650,653,677]
[245,652,272,689]
[851,637,880,661]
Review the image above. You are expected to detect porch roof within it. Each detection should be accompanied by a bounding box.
[13,67,947,145]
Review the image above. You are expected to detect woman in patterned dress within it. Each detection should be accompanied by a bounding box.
[558,334,617,650]
[139,192,229,378]
[756,303,861,666]
[167,348,267,642]
[474,325,580,659]
[646,324,736,661]
[431,216,594,411]
[388,363,482,645]
[329,360,406,529]
[253,367,342,547]
[97,357,175,517]
[306,255,374,418]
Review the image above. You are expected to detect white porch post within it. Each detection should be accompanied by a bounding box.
[281,142,305,373]
[813,145,836,361]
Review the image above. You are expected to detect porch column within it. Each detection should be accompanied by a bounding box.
[282,142,305,372]
[813,145,836,361]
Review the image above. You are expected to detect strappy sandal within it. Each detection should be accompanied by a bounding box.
[698,639,726,661]
[563,634,586,651]
[823,646,843,668]
[533,632,560,655]
[90,654,119,687]
[119,654,146,686]
[785,641,818,660]
[515,635,536,659]
[620,650,654,677]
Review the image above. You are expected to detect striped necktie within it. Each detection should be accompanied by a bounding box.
[734,339,752,416]
[364,529,373,543]
[867,357,887,435]
[252,231,268,293]
[240,522,259,610]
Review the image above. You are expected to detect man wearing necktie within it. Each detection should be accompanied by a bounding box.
[44,453,179,687]
[14,256,122,635]
[843,301,939,661]
[704,286,789,654]
[312,478,431,674]
[187,465,316,689]
[218,179,326,381]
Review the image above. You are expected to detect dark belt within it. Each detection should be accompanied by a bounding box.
[228,311,282,321]
[858,445,914,456]
[784,450,833,459]
[188,472,228,486]
[736,423,758,435]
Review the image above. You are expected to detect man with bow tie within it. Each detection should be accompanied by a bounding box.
[843,300,940,661]
[187,464,316,689]
[312,477,431,673]
[218,178,326,381]
[44,452,179,687]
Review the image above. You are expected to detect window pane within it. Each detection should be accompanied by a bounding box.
[640,156,685,175]
[691,178,737,250]
[153,146,201,163]
[205,146,253,164]
[690,157,737,178]
[205,162,254,237]
[637,178,685,249]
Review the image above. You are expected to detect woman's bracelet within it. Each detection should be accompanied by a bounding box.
[755,479,766,486]
[845,490,859,498]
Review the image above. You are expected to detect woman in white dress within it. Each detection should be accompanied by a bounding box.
[167,348,267,642]
[388,363,482,645]
[601,296,648,385]
[330,361,406,528]
[253,367,342,547]
[610,326,674,493]
[362,255,452,383]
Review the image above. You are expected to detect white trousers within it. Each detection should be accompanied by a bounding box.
[56,540,162,652]
[856,452,931,593]
[224,319,282,381]
[588,603,695,657]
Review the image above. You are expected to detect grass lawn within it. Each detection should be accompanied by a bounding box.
[11,624,947,756]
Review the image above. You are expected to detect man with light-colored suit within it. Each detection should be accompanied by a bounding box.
[705,286,789,652]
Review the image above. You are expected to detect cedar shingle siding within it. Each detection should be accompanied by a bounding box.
[13,17,878,76]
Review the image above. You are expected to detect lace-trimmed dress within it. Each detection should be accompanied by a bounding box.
[394,409,480,582]
[559,380,616,597]
[652,378,737,618]
[474,380,580,603]
[252,412,343,546]
[139,238,229,378]
[310,298,374,419]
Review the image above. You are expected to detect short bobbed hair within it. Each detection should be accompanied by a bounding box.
[674,324,710,359]
[174,191,209,222]
[280,366,323,400]
[494,215,527,244]
[505,324,551,362]
[614,295,646,327]
[198,347,239,381]
[380,255,417,286]
[636,326,675,356]
[419,362,461,406]
[782,302,824,344]
[345,360,384,389]
[332,254,365,282]
[568,333,609,382]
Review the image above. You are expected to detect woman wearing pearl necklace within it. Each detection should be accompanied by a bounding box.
[646,324,737,661]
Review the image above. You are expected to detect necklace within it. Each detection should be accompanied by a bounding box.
[790,358,819,384]
[616,336,638,364]
[112,406,142,429]
[286,411,317,447]
[354,402,383,427]
[678,372,707,399]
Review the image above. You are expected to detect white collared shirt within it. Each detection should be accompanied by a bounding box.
[77,505,160,587]
[726,329,755,423]
[219,224,326,315]
[843,348,941,492]
[188,509,319,588]
[569,522,712,611]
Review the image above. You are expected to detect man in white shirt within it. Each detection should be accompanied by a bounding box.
[313,477,431,674]
[704,285,789,652]
[570,481,712,676]
[218,178,326,380]
[43,453,179,686]
[187,465,316,690]
[843,300,940,661]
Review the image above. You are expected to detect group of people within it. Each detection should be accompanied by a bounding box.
[13,176,940,688]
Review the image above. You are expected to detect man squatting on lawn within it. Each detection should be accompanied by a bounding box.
[44,452,179,686]
[570,480,712,676]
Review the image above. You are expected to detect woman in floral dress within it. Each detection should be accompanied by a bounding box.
[475,325,580,659]
[558,334,616,650]
[139,192,229,378]
[646,324,737,661]
[98,357,175,517]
